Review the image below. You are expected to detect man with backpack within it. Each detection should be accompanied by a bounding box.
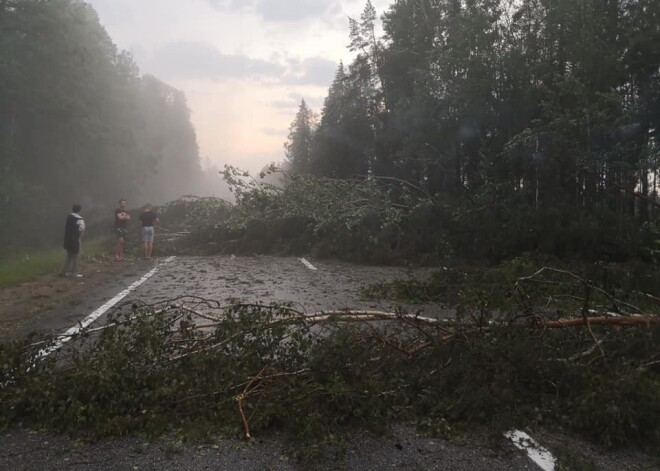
[59,204,85,277]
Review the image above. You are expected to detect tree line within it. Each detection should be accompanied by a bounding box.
[285,0,660,261]
[0,0,221,253]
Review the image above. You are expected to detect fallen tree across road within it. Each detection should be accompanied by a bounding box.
[1,289,659,464]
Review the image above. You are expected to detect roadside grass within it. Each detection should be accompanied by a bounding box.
[0,237,114,288]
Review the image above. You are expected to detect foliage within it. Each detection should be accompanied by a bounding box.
[218,165,409,258]
[362,255,660,316]
[1,294,659,458]
[310,61,374,179]
[178,158,648,263]
[161,196,233,231]
[554,448,599,471]
[284,0,660,263]
[284,99,317,174]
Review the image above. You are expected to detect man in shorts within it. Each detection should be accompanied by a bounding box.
[114,198,131,261]
[138,204,160,259]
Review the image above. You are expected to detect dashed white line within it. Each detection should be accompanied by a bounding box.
[505,430,556,471]
[299,257,317,271]
[37,256,176,358]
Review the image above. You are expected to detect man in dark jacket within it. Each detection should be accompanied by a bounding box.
[59,204,85,277]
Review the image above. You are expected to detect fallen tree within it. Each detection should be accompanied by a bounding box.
[1,271,659,456]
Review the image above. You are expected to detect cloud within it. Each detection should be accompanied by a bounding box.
[255,0,341,22]
[86,0,134,27]
[269,93,325,117]
[261,127,287,136]
[147,41,285,80]
[289,57,338,86]
[206,0,253,13]
[146,42,336,86]
[208,0,344,23]
[271,99,299,109]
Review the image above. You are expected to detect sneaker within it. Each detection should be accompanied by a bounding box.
[74,274,83,278]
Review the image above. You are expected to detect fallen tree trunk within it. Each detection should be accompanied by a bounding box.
[543,316,660,328]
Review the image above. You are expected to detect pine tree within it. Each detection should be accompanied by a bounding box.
[310,62,373,179]
[284,99,316,174]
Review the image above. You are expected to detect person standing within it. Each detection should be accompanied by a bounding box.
[59,204,85,277]
[114,198,130,261]
[138,204,159,259]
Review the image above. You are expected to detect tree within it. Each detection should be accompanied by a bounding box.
[137,75,203,204]
[0,0,206,251]
[310,63,373,179]
[284,99,316,174]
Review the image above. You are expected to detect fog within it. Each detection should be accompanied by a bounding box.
[0,2,235,251]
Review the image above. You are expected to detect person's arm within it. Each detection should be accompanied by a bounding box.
[78,219,86,239]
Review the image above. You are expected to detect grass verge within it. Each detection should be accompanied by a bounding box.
[0,237,114,287]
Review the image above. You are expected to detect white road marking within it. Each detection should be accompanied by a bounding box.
[505,430,556,471]
[299,257,317,271]
[37,256,176,358]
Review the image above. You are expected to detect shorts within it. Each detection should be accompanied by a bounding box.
[115,228,128,239]
[142,226,155,243]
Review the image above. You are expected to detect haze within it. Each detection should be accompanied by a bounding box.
[87,0,392,174]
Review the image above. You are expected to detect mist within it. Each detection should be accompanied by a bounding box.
[0,1,232,252]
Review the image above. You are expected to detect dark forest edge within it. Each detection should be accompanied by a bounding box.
[158,167,660,267]
[0,0,227,255]
[281,0,660,257]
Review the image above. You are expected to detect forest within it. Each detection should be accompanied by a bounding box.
[1,0,658,264]
[0,0,222,253]
[280,0,660,263]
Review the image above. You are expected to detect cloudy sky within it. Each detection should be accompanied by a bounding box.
[86,0,392,173]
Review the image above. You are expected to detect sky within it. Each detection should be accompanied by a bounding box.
[86,0,392,174]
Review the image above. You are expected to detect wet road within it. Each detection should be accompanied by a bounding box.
[124,255,446,316]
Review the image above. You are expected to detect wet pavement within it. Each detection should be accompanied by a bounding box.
[0,425,541,471]
[125,255,446,317]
